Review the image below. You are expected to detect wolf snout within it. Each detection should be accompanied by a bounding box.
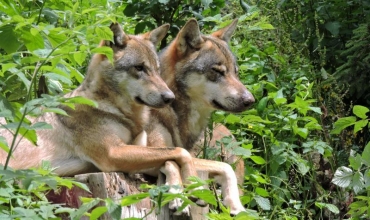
[161,91,175,104]
[242,92,255,108]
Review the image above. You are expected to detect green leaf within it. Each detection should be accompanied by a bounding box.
[65,96,98,107]
[255,187,269,197]
[0,136,10,153]
[315,202,339,214]
[105,198,122,220]
[259,23,274,30]
[254,195,270,210]
[309,106,322,114]
[330,116,357,134]
[296,160,309,175]
[354,119,368,133]
[349,154,362,170]
[90,206,108,220]
[30,122,52,130]
[251,174,268,183]
[225,114,240,124]
[0,25,20,53]
[33,49,53,58]
[250,156,266,164]
[295,127,308,139]
[233,147,251,157]
[73,52,87,66]
[235,209,259,219]
[91,46,113,64]
[328,204,341,213]
[353,105,369,119]
[361,142,370,166]
[332,166,353,188]
[123,4,137,17]
[121,193,149,206]
[257,97,268,113]
[20,29,44,52]
[201,0,212,8]
[159,0,170,4]
[95,26,114,41]
[42,107,68,116]
[325,21,341,36]
[190,189,217,206]
[352,172,365,194]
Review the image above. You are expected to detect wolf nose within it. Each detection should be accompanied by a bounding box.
[162,91,175,104]
[242,92,255,108]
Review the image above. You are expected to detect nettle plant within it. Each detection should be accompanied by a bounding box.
[331,105,370,219]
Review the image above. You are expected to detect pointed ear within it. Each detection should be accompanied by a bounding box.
[106,22,129,47]
[211,19,238,42]
[176,18,204,55]
[143,24,170,46]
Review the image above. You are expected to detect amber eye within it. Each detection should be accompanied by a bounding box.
[135,65,144,71]
[212,67,225,76]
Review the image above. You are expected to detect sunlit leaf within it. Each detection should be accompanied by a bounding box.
[362,142,370,166]
[353,105,369,119]
[90,206,108,220]
[354,119,368,133]
[254,195,270,210]
[250,156,265,164]
[330,116,356,134]
[352,172,365,194]
[332,166,353,188]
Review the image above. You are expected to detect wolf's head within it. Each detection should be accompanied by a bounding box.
[161,19,254,113]
[85,23,174,108]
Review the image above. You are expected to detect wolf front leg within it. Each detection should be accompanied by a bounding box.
[192,158,246,216]
[159,161,191,215]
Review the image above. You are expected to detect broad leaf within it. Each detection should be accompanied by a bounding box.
[361,142,370,166]
[353,105,369,119]
[250,156,266,164]
[330,116,356,134]
[121,193,149,206]
[255,187,269,197]
[90,206,108,220]
[352,172,365,194]
[254,195,271,210]
[315,202,339,214]
[95,26,113,41]
[225,114,240,124]
[0,136,10,153]
[91,46,113,64]
[332,166,353,188]
[190,189,217,206]
[349,154,362,170]
[354,119,368,133]
[325,21,341,36]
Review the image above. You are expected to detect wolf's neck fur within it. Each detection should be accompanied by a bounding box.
[169,89,213,150]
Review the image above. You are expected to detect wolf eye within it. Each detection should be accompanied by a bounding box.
[135,65,144,71]
[212,67,225,76]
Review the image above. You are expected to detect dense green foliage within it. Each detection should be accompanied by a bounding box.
[0,0,369,219]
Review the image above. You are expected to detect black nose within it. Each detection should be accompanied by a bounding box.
[242,92,255,108]
[162,91,175,104]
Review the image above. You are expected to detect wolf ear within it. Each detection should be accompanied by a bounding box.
[144,24,170,46]
[108,23,129,46]
[176,18,204,55]
[211,19,238,42]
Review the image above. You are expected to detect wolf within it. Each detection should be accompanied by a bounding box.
[0,23,205,195]
[147,18,255,216]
